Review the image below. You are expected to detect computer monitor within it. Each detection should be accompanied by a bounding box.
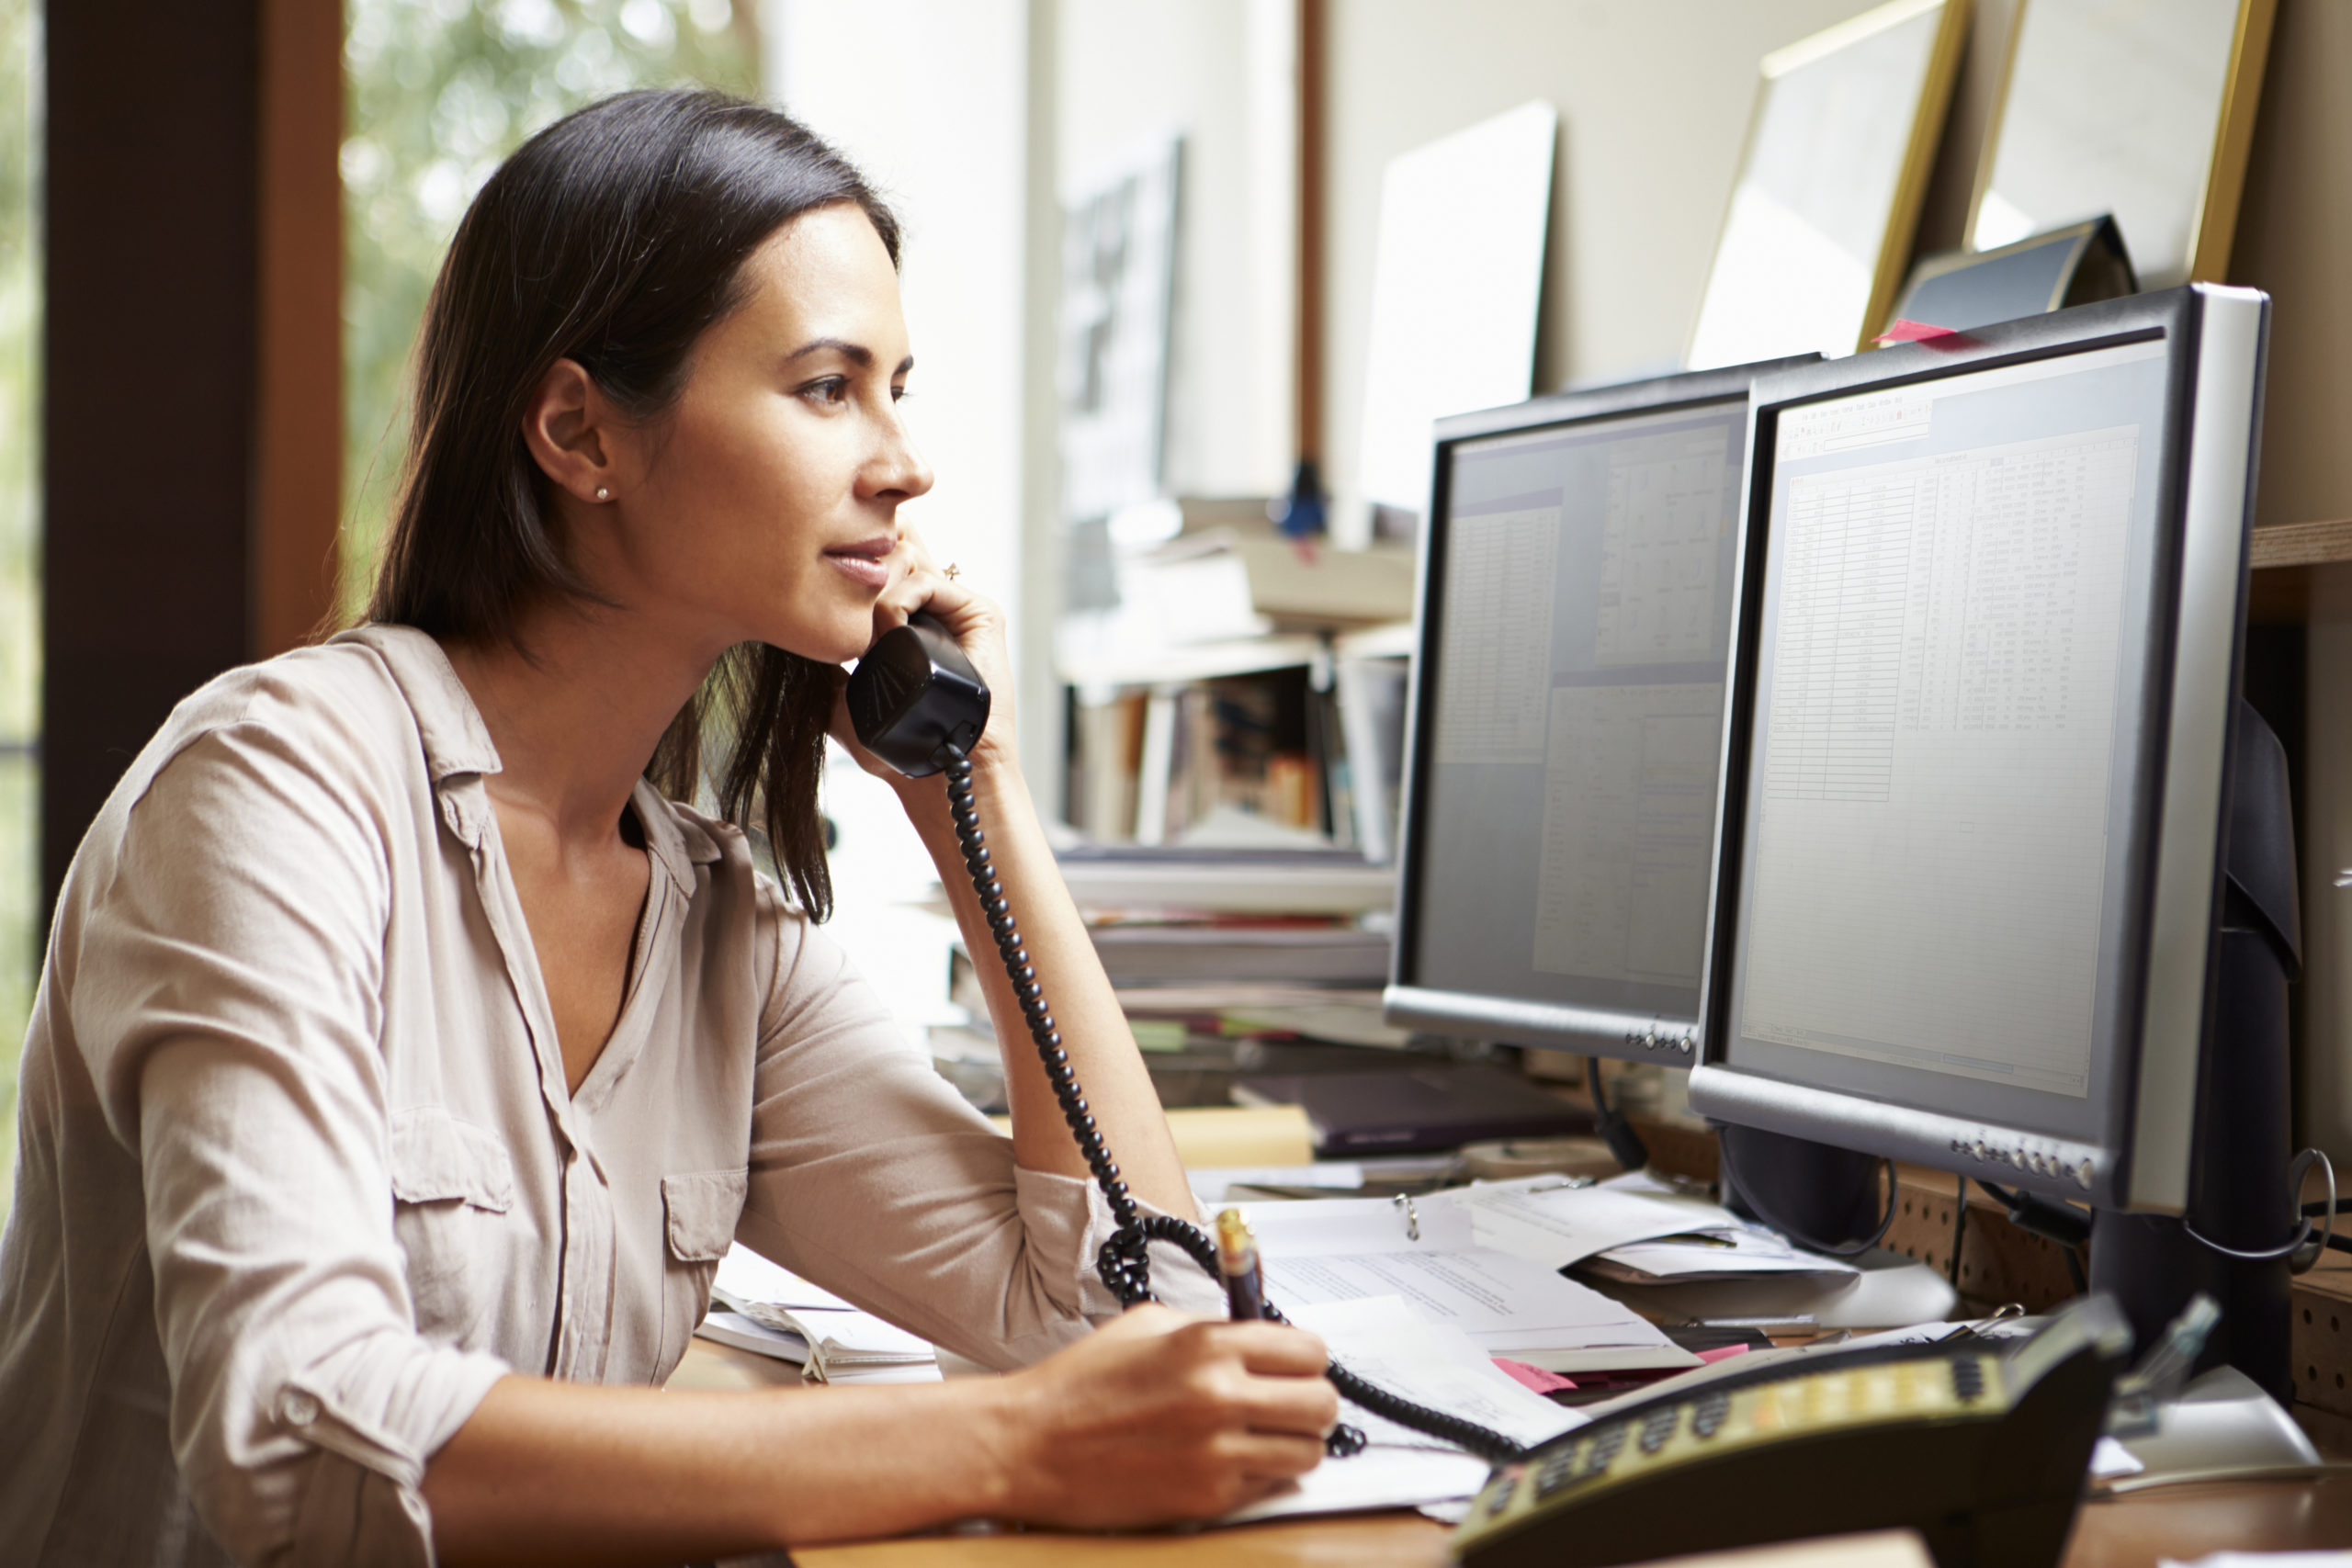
[1690,286,2272,1224]
[1386,357,1816,1065]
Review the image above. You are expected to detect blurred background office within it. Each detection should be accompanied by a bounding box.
[3,0,2348,1244]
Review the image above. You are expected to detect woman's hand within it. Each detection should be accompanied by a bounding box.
[826,525,1019,784]
[989,1305,1341,1527]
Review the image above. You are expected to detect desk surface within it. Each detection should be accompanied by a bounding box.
[678,1339,2352,1568]
[790,1474,2352,1568]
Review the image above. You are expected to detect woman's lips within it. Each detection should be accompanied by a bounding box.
[824,551,890,591]
[824,538,894,592]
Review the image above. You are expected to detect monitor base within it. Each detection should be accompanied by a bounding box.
[2100,1365,2321,1492]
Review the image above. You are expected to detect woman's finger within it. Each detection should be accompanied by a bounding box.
[1222,1323,1331,1378]
[1216,1430,1328,1481]
[1225,1374,1344,1439]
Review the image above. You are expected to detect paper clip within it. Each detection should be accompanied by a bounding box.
[1394,1193,1420,1242]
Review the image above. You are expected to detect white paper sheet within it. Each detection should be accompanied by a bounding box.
[1223,1295,1581,1525]
[1451,1176,1739,1269]
[1238,1198,1690,1364]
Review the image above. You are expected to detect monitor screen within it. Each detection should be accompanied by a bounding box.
[1720,337,2177,1147]
[1399,395,1748,1038]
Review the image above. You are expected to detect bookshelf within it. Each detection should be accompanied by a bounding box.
[1061,619,1411,860]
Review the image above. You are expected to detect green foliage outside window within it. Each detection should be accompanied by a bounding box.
[340,0,759,614]
[0,0,39,1223]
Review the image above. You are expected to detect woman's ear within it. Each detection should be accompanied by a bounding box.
[520,358,626,504]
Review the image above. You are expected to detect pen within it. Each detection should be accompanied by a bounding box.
[1216,1207,1267,1321]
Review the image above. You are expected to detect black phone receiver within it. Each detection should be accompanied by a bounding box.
[845,612,991,778]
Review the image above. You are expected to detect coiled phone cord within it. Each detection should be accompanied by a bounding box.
[941,751,1528,1468]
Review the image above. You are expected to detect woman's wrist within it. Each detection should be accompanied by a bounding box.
[893,744,1029,844]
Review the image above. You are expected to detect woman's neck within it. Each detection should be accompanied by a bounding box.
[439,600,720,847]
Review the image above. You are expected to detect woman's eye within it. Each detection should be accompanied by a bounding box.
[799,377,851,406]
[890,384,909,403]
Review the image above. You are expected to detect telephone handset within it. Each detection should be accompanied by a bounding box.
[845,614,1514,1462]
[842,613,989,778]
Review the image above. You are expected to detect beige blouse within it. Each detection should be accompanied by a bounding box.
[0,625,1215,1567]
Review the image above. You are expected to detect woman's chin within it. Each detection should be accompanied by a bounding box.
[756,620,875,666]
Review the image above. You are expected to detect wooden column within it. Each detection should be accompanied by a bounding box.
[41,0,342,916]
[1295,0,1324,469]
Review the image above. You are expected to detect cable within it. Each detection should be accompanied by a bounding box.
[940,751,1526,1468]
[1587,1056,1650,1172]
[1948,1171,1966,1291]
[1975,1180,2089,1292]
[1713,1133,1897,1258]
[2182,1148,2335,1271]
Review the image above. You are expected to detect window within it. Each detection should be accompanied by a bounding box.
[340,0,759,608]
[0,0,38,1223]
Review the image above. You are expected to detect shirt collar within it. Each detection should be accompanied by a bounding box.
[629,778,723,897]
[334,624,503,784]
[337,623,726,895]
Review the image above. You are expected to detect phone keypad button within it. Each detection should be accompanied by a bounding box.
[1638,1405,1680,1453]
[1691,1390,1731,1438]
[1951,1355,1984,1403]
[1533,1445,1581,1499]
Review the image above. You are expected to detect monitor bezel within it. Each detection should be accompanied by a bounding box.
[1385,356,1821,1063]
[1686,286,2269,1215]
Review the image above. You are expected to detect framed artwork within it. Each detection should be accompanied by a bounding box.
[1058,134,1184,528]
[1968,0,2276,289]
[1687,0,1971,369]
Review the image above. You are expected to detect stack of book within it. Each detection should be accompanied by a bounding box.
[699,1246,941,1385]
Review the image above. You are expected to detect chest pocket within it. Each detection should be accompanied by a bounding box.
[390,1107,518,1347]
[658,1168,749,1379]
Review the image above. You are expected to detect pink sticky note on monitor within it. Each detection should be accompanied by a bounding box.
[1873,318,1959,344]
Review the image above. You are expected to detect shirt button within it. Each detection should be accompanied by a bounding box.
[281,1390,321,1427]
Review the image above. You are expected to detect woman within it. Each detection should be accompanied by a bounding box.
[0,90,1338,1566]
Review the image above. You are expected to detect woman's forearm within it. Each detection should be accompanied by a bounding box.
[423,1373,1017,1565]
[896,750,1197,1225]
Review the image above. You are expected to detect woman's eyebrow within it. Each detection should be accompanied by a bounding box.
[784,341,916,378]
[786,336,872,367]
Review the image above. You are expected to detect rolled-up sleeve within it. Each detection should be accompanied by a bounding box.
[80,724,509,1566]
[735,892,1221,1371]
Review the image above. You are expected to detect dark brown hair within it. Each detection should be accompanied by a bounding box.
[368,89,899,920]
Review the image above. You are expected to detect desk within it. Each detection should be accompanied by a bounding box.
[790,1475,2352,1567]
[677,1290,2352,1568]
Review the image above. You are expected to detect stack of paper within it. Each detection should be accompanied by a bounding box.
[1452,1172,1859,1285]
[1227,1294,1584,1524]
[704,1246,943,1385]
[1238,1197,1698,1374]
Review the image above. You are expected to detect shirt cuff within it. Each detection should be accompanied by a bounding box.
[274,1343,511,1566]
[1016,1166,1227,1324]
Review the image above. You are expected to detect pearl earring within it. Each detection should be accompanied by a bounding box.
[594,486,611,502]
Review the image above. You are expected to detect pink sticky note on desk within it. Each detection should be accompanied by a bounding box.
[1697,1344,1750,1365]
[1493,1358,1578,1394]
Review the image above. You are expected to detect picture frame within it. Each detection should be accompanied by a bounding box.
[1966,0,2278,290]
[1686,0,1971,370]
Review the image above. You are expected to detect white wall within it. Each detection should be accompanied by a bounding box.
[1318,0,1872,518]
[764,0,1031,642]
[1057,0,1297,500]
